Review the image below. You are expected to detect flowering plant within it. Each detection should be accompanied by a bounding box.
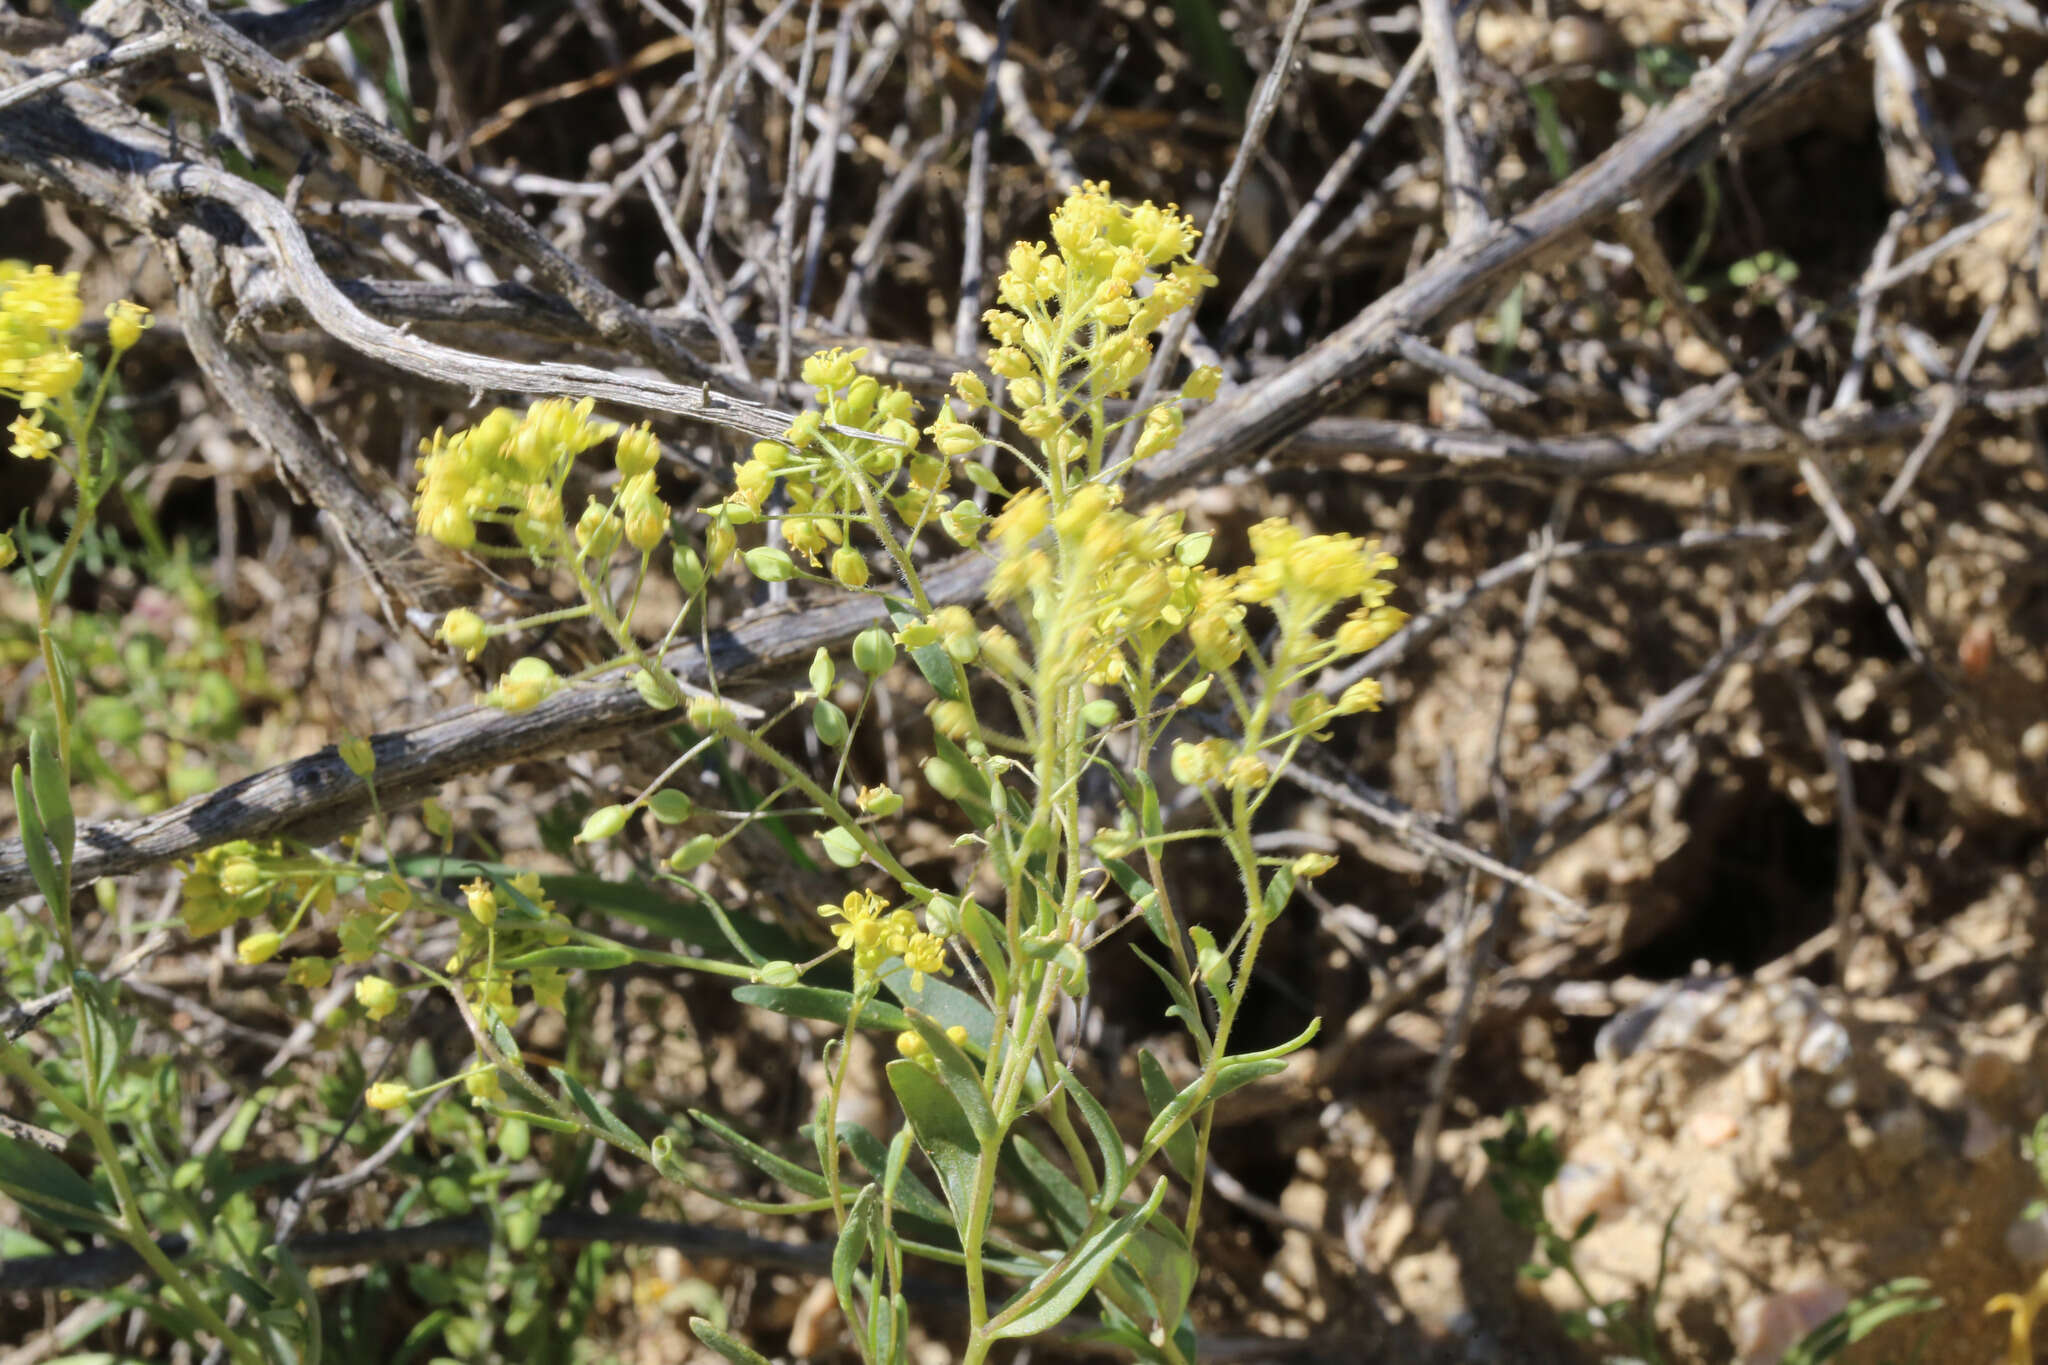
[142,185,1406,1360]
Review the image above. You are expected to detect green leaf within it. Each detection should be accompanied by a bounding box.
[1101,855,1168,947]
[1125,1214,1197,1339]
[733,984,908,1033]
[498,944,633,972]
[0,1136,111,1231]
[1129,946,1206,1043]
[1059,1065,1128,1214]
[1225,1016,1319,1065]
[12,766,61,909]
[885,1059,980,1221]
[876,960,994,1054]
[689,1317,773,1365]
[1137,1051,1196,1180]
[73,972,123,1101]
[692,1111,831,1198]
[986,1179,1170,1339]
[840,1122,951,1229]
[832,1183,880,1326]
[902,1010,995,1143]
[1005,1129,1089,1244]
[549,1069,639,1150]
[928,733,993,826]
[28,726,73,865]
[1258,864,1296,924]
[1780,1277,1941,1365]
[954,898,1009,998]
[885,597,963,702]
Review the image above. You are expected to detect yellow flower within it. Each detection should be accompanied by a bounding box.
[9,413,59,460]
[437,607,488,659]
[105,300,153,352]
[356,976,400,1021]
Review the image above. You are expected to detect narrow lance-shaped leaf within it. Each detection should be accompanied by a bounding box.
[986,1179,1171,1340]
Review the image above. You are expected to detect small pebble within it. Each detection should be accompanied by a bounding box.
[1690,1110,1741,1148]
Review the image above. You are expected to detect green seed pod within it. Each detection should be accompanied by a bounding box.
[743,546,796,581]
[819,826,864,868]
[647,790,694,824]
[852,626,897,676]
[1080,698,1118,728]
[672,545,706,594]
[923,754,965,801]
[498,1116,532,1162]
[576,804,630,843]
[757,960,802,987]
[669,833,717,871]
[813,699,850,747]
[809,647,836,697]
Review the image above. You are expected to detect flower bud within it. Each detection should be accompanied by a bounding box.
[625,503,668,552]
[952,371,989,409]
[438,607,488,659]
[464,877,498,925]
[0,531,15,570]
[237,932,282,966]
[366,1081,412,1111]
[1335,678,1385,714]
[830,545,870,587]
[356,975,400,1020]
[106,300,153,353]
[615,424,660,476]
[1292,852,1339,879]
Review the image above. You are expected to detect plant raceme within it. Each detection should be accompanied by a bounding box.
[165,185,1410,1363]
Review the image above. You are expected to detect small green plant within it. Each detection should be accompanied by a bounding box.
[1487,1108,1940,1365]
[1484,1109,1677,1362]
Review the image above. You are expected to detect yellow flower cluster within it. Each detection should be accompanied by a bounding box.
[987,483,1241,689]
[1235,517,1405,668]
[982,183,1215,405]
[413,398,641,557]
[710,348,932,582]
[0,262,84,412]
[818,890,950,988]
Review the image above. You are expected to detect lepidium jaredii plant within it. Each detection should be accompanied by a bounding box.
[173,185,1403,1361]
